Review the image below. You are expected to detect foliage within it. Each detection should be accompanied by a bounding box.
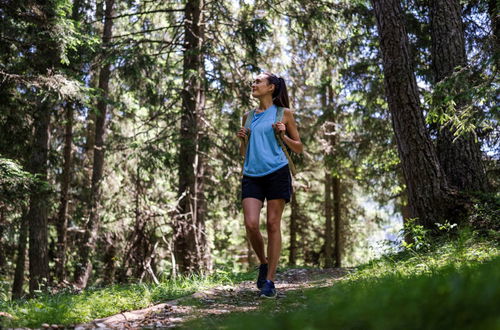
[467,192,500,232]
[401,218,430,251]
[0,0,497,308]
[0,157,34,206]
[425,65,499,143]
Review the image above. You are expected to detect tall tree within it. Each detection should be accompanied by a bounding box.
[25,0,66,293]
[324,169,334,267]
[27,98,52,293]
[74,0,115,288]
[328,82,342,268]
[371,0,454,228]
[322,81,334,268]
[323,80,342,268]
[12,211,28,298]
[289,192,299,265]
[431,0,488,192]
[54,0,85,283]
[55,102,73,282]
[174,0,210,274]
[488,0,500,69]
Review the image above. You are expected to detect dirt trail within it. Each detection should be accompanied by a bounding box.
[76,268,350,329]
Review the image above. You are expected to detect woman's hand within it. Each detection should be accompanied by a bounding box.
[237,127,249,139]
[272,122,286,138]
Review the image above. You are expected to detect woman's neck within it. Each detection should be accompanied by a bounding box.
[257,97,274,113]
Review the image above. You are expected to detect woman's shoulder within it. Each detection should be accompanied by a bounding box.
[276,106,293,113]
[241,109,256,125]
[282,108,295,121]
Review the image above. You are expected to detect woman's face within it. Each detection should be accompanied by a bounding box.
[251,73,274,98]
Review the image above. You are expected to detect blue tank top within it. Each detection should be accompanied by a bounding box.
[243,104,288,177]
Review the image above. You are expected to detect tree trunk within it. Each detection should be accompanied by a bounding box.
[489,0,500,69]
[372,0,453,229]
[324,170,334,268]
[332,175,341,267]
[322,77,340,268]
[12,211,28,299]
[74,0,114,289]
[55,102,73,282]
[118,166,154,281]
[329,82,342,268]
[173,0,209,274]
[0,207,6,273]
[102,232,117,285]
[431,0,488,193]
[27,100,51,293]
[54,0,83,283]
[289,192,299,266]
[24,0,62,294]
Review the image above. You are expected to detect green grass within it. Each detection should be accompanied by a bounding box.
[0,268,255,328]
[187,229,500,330]
[2,229,498,329]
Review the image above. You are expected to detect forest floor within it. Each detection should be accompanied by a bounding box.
[76,267,351,329]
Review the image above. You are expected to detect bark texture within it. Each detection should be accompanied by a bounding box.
[372,0,453,228]
[431,0,488,192]
[24,0,62,294]
[173,0,210,274]
[12,211,28,299]
[56,103,73,282]
[321,83,334,269]
[27,100,51,293]
[322,80,341,268]
[489,0,500,68]
[289,192,299,266]
[332,175,341,267]
[74,0,114,288]
[324,170,334,268]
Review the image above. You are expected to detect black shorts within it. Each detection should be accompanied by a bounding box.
[241,164,293,204]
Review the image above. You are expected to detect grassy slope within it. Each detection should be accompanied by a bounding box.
[0,270,254,327]
[1,229,498,329]
[189,229,500,330]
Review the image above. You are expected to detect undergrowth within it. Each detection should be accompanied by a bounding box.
[188,228,500,330]
[0,268,254,327]
[1,225,498,329]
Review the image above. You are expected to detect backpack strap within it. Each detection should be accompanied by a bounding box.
[241,109,255,162]
[244,109,255,132]
[275,107,297,177]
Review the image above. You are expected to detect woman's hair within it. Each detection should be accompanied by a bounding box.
[264,72,290,108]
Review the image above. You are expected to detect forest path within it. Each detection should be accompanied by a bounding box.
[77,267,350,329]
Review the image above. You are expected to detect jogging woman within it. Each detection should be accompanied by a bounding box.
[236,72,303,298]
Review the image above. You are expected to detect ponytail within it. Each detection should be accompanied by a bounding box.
[264,72,290,108]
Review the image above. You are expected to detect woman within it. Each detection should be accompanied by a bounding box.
[237,72,303,298]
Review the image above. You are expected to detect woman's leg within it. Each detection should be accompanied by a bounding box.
[266,198,285,281]
[242,197,266,264]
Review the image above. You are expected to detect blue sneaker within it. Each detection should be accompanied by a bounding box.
[259,280,276,299]
[256,264,268,289]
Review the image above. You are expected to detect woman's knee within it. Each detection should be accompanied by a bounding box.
[266,218,281,233]
[244,218,260,233]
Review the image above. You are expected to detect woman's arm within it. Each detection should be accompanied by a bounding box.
[273,109,303,154]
